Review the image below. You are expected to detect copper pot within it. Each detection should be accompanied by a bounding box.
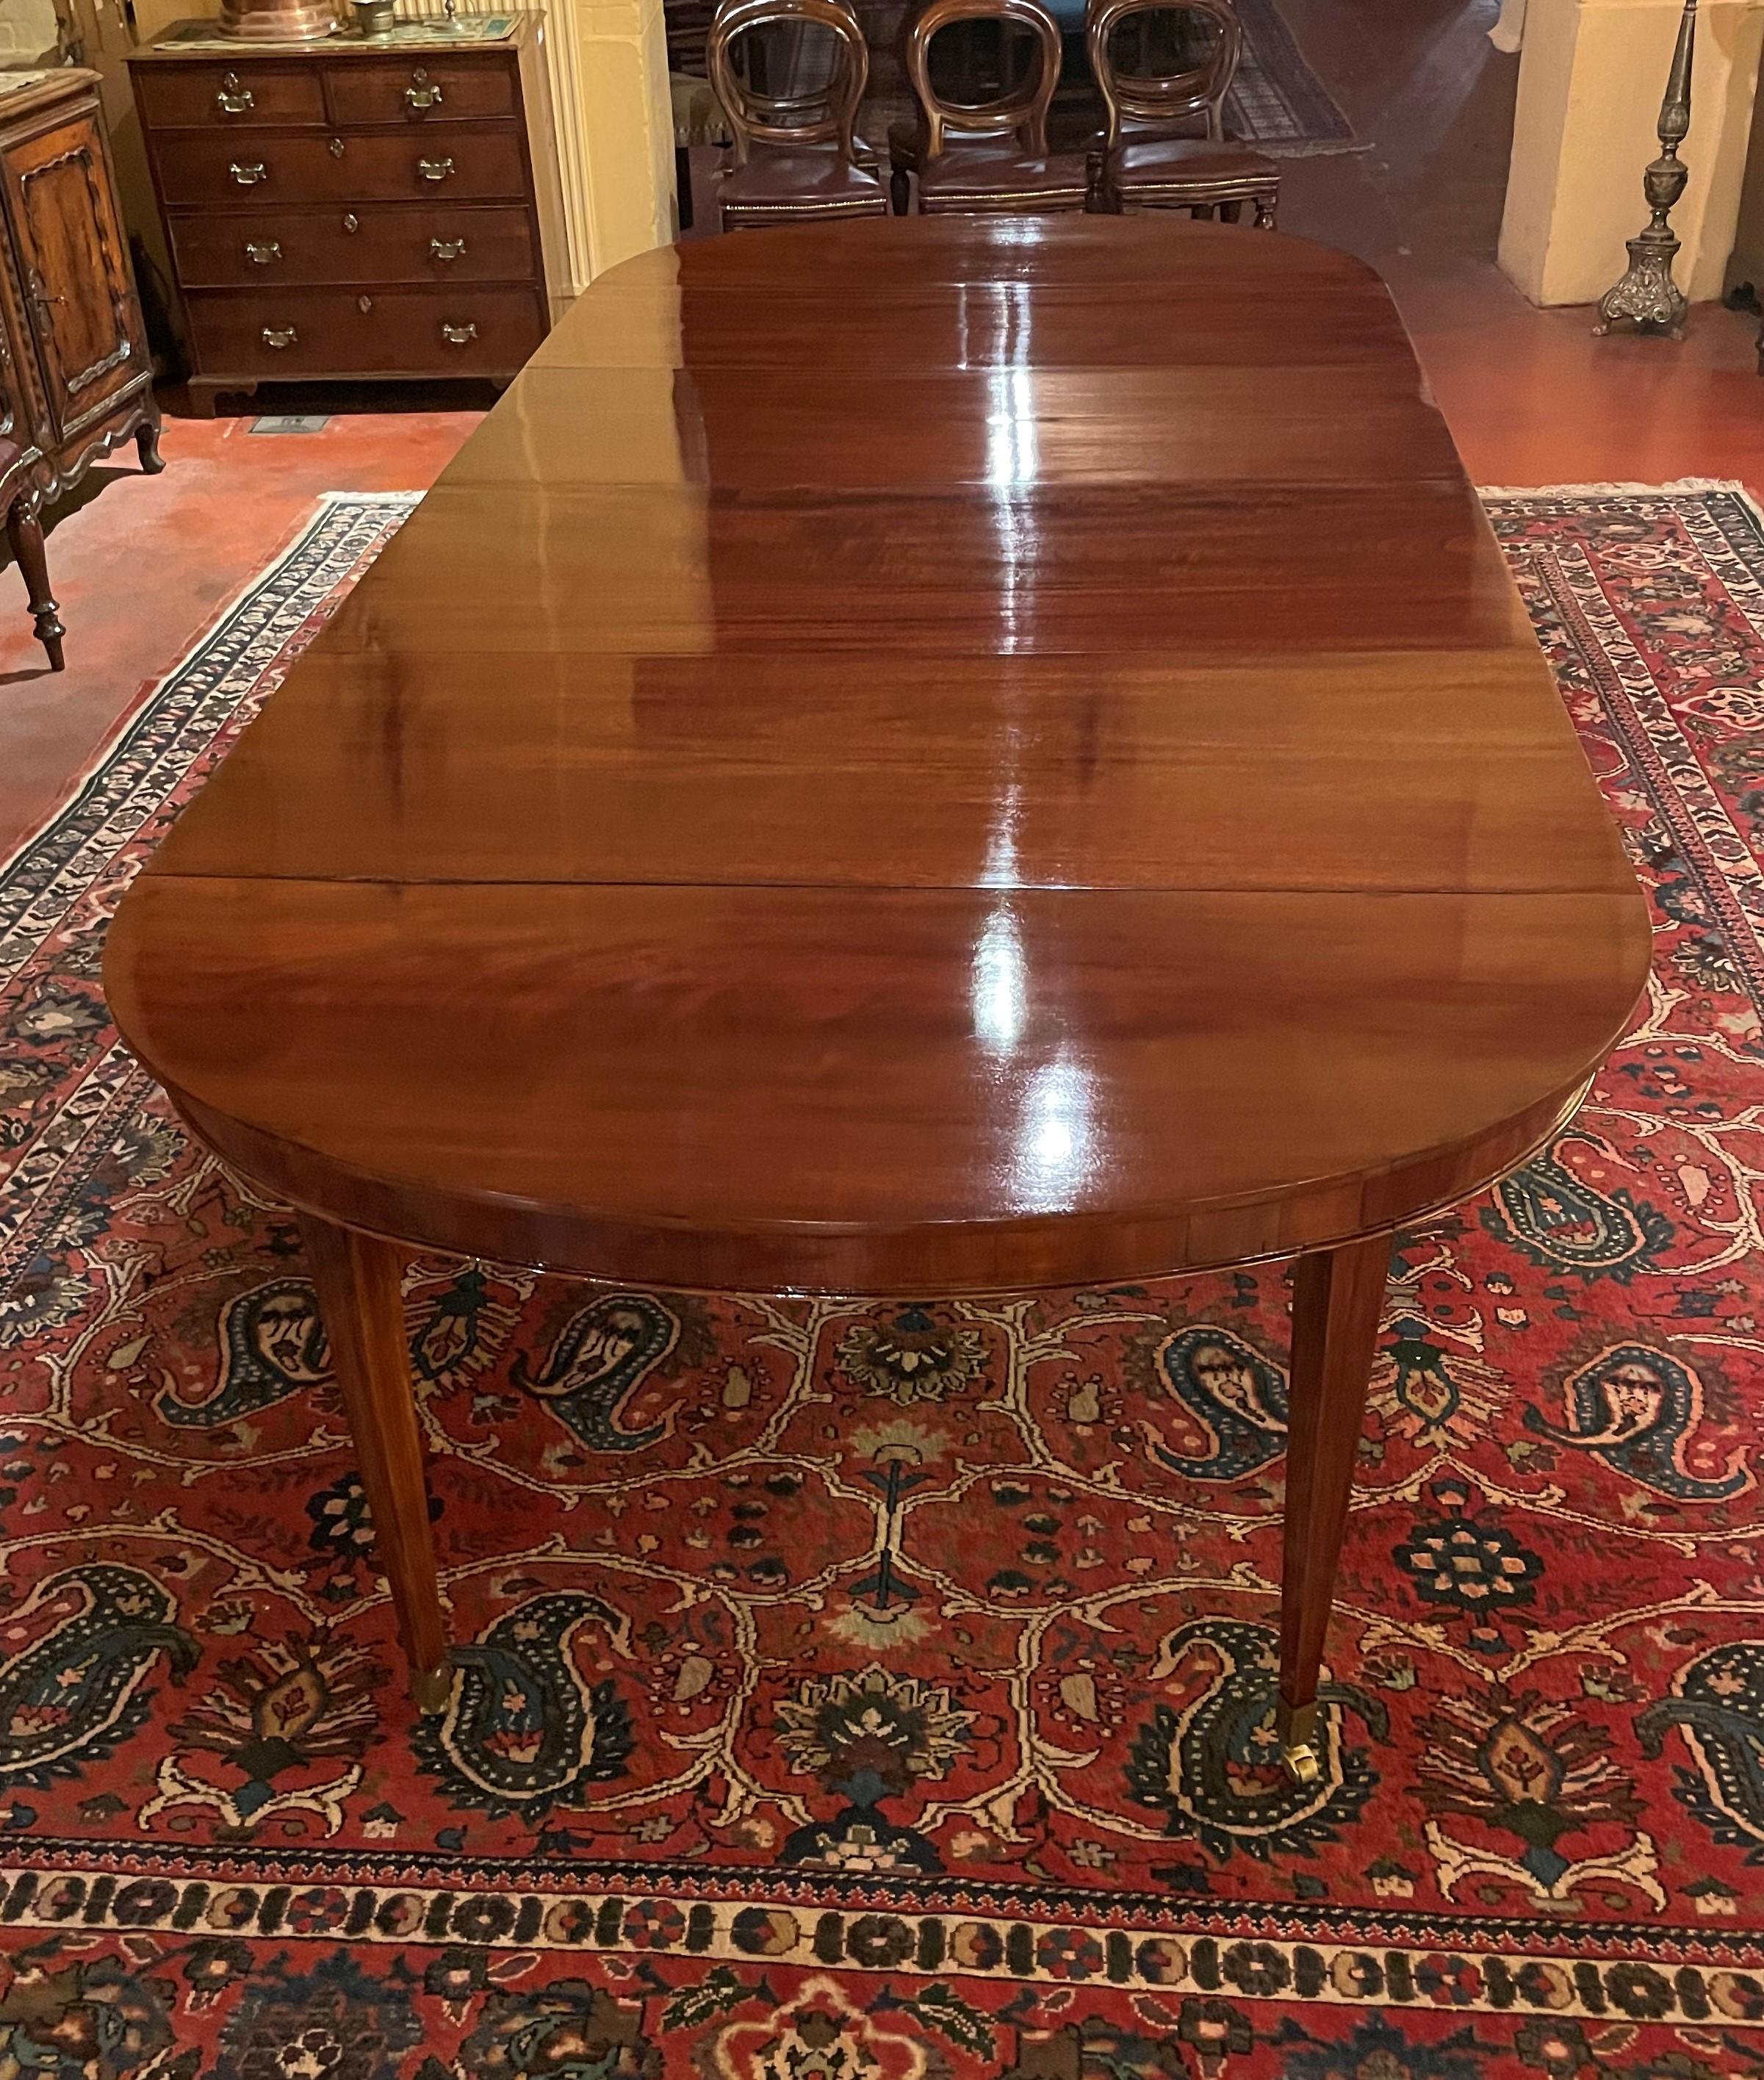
[217,0,339,39]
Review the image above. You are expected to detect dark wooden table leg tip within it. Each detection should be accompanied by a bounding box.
[1276,1696,1321,1783]
[411,1659,453,1713]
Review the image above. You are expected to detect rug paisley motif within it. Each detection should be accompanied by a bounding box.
[1,483,1763,2076]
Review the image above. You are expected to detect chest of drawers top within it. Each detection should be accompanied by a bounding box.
[129,14,538,140]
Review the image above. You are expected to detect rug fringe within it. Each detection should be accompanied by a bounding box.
[1479,475,1757,503]
[315,489,424,508]
[1256,139,1375,158]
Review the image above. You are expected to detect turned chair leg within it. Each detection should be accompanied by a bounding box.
[1277,1231,1391,1782]
[298,1212,452,1710]
[7,494,62,672]
[136,416,165,475]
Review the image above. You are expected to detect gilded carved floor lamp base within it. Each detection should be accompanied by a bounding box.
[1594,238,1688,341]
[295,1206,1395,1781]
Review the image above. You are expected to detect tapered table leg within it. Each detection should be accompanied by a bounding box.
[298,1212,451,1711]
[1278,1231,1391,1783]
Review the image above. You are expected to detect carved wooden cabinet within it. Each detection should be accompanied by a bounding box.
[128,15,565,413]
[0,68,162,668]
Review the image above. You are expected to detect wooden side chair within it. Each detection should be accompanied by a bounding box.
[708,0,890,230]
[1087,0,1280,224]
[892,0,1090,217]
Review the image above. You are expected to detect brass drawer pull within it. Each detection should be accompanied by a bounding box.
[244,239,281,265]
[261,325,298,349]
[417,155,456,182]
[429,236,467,263]
[215,72,254,116]
[342,212,360,233]
[405,69,444,112]
[228,160,267,186]
[328,136,347,159]
[440,321,478,345]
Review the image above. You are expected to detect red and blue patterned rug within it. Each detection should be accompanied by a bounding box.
[1,483,1762,2077]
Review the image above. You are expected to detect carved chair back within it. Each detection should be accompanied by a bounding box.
[1086,0,1242,149]
[903,0,1064,158]
[708,0,871,167]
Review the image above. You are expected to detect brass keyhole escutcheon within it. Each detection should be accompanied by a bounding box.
[328,136,347,159]
[342,212,360,233]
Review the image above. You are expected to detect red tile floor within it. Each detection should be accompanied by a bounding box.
[0,407,475,863]
[4,0,1762,856]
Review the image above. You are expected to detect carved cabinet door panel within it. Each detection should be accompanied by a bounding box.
[0,102,148,447]
[0,233,50,458]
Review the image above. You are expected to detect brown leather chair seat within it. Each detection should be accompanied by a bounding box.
[1104,135,1278,220]
[717,144,890,218]
[916,138,1090,211]
[1112,135,1272,185]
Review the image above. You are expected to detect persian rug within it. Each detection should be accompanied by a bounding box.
[1,481,1763,2078]
[1213,0,1355,153]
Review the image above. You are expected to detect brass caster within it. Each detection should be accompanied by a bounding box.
[411,1660,453,1714]
[1283,1740,1321,1786]
[1275,1696,1320,1785]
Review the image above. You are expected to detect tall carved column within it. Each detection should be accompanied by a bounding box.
[1594,0,1697,337]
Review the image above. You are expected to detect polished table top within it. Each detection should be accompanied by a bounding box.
[105,219,1649,1295]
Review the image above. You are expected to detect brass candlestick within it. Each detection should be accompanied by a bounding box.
[1595,0,1696,338]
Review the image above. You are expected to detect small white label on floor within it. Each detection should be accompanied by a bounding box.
[250,415,330,434]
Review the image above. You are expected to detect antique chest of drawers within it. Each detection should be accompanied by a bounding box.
[127,15,565,412]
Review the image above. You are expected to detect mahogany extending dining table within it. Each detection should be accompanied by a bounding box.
[104,218,1649,1785]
